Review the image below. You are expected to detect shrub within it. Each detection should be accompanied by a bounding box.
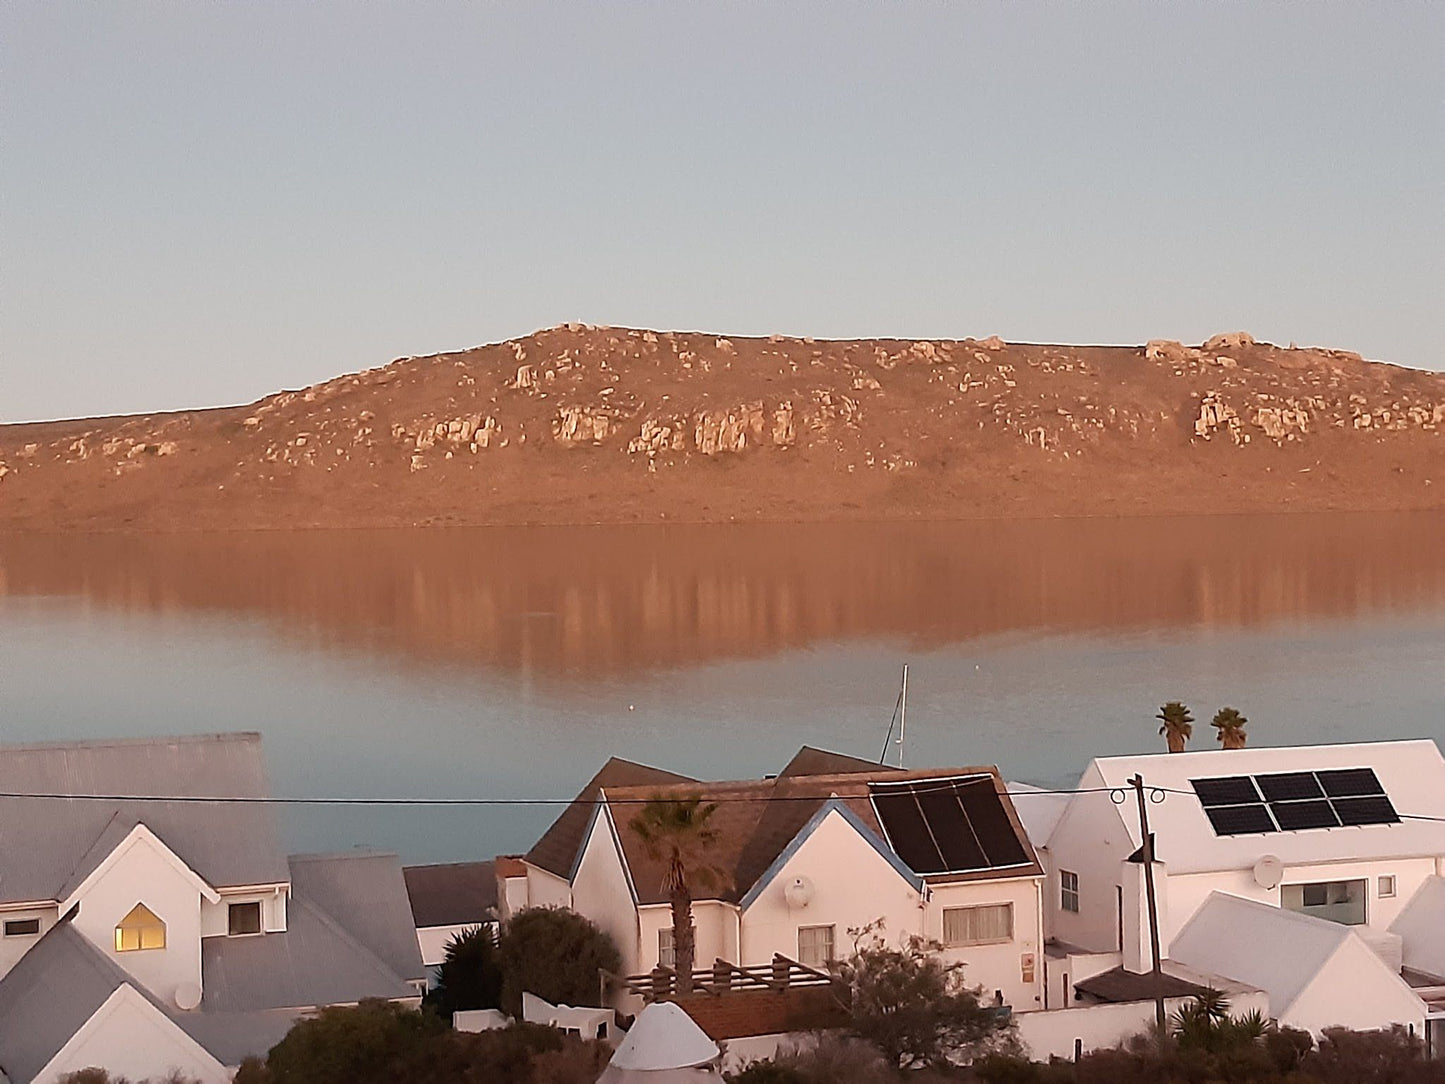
[425,924,504,1021]
[497,907,622,1016]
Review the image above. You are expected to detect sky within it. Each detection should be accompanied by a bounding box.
[3,2,1442,424]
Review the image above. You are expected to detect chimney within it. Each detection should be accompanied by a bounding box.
[1120,840,1168,975]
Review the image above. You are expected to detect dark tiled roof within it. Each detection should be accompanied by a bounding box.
[525,757,695,878]
[777,746,895,778]
[1074,966,1211,1003]
[605,766,1040,906]
[403,861,497,928]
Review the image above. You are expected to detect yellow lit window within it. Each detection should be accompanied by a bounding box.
[115,903,166,952]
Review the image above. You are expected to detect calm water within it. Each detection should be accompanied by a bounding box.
[2,514,1443,863]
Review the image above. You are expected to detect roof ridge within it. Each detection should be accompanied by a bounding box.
[288,849,400,863]
[0,731,263,753]
[602,765,1002,796]
[1094,738,1440,763]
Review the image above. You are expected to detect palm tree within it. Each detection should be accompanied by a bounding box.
[629,796,725,995]
[1212,707,1248,749]
[1157,702,1194,753]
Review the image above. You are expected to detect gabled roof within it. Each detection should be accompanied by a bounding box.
[776,746,894,778]
[0,732,289,903]
[526,757,696,879]
[202,851,423,1013]
[1169,893,1357,1015]
[601,765,1040,907]
[0,921,136,1083]
[403,860,498,928]
[1080,740,1445,875]
[1006,782,1071,850]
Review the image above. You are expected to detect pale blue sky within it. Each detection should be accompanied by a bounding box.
[3,2,1441,423]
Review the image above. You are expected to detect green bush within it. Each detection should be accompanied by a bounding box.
[497,907,622,1016]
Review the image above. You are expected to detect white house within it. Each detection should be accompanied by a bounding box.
[1024,739,1445,1038]
[0,733,426,1083]
[403,860,498,972]
[509,747,1047,1015]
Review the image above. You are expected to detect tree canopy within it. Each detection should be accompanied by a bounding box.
[497,906,622,1016]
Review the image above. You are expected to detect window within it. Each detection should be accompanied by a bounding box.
[797,924,835,967]
[3,918,40,937]
[657,927,675,970]
[943,903,1014,946]
[1060,871,1080,914]
[115,903,166,952]
[228,901,263,936]
[1379,875,1397,899]
[1281,879,1366,926]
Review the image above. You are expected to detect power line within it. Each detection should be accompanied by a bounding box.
[0,782,1128,807]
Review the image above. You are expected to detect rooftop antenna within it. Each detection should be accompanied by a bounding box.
[877,664,910,767]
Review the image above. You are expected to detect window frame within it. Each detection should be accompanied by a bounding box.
[115,902,166,952]
[657,927,675,970]
[796,924,836,967]
[942,902,1015,947]
[228,900,264,936]
[3,918,41,937]
[1281,878,1367,926]
[1378,875,1397,899]
[1060,870,1080,914]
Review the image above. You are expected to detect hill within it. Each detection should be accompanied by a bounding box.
[2,326,1442,530]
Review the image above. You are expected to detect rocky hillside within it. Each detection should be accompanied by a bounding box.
[2,326,1443,529]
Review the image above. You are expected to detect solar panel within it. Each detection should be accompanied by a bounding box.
[1203,804,1277,836]
[916,786,987,871]
[957,779,1030,867]
[871,787,944,873]
[1256,772,1324,802]
[1191,777,1261,807]
[1331,795,1400,826]
[1317,768,1386,798]
[870,777,1030,875]
[1270,799,1340,831]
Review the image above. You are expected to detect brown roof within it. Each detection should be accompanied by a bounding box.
[525,757,696,878]
[494,855,528,879]
[776,746,898,778]
[1073,966,1211,1003]
[603,766,1041,906]
[402,861,497,928]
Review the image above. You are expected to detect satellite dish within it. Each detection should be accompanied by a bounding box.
[174,982,202,1011]
[783,876,815,909]
[1253,855,1284,890]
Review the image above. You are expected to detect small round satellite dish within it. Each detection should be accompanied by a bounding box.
[1253,855,1283,890]
[783,875,815,909]
[174,982,202,1011]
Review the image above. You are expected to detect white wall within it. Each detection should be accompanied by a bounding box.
[740,808,923,966]
[1016,990,1270,1062]
[1283,938,1426,1036]
[200,886,287,938]
[417,923,485,970]
[1046,777,1134,953]
[570,808,643,974]
[1159,858,1438,952]
[926,878,1045,1012]
[38,985,229,1084]
[0,904,59,981]
[524,866,573,911]
[71,834,204,1005]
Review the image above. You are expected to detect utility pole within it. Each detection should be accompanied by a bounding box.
[1128,773,1167,1032]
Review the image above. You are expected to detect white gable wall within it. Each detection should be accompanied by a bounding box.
[37,984,229,1084]
[199,886,288,938]
[570,807,643,974]
[1044,770,1135,953]
[741,807,923,968]
[70,835,205,1006]
[1282,937,1425,1035]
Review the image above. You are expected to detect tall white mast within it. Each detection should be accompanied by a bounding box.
[896,663,909,768]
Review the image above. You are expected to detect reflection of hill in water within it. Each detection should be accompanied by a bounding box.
[3,514,1445,677]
